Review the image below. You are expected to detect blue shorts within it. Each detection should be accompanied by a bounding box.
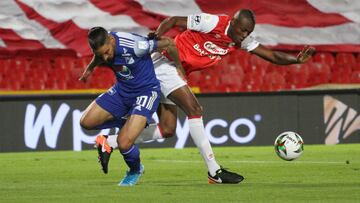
[95,86,160,128]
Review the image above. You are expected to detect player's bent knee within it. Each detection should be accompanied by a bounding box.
[79,116,94,130]
[118,139,132,151]
[161,126,176,138]
[80,116,96,130]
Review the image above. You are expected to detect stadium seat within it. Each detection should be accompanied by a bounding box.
[76,57,92,69]
[249,54,270,70]
[350,70,360,83]
[353,61,360,71]
[0,59,10,73]
[336,53,356,65]
[313,52,335,66]
[262,72,286,91]
[234,51,251,71]
[7,80,22,90]
[9,58,29,69]
[187,71,201,87]
[220,71,243,90]
[331,70,351,83]
[218,84,242,93]
[267,64,287,77]
[241,82,261,92]
[248,64,267,77]
[332,64,352,74]
[54,57,75,70]
[285,64,309,89]
[0,78,6,89]
[307,63,331,86]
[7,70,26,84]
[199,72,220,93]
[330,64,352,83]
[242,72,263,92]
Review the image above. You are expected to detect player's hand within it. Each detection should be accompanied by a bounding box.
[297,46,315,64]
[148,31,159,39]
[79,70,91,82]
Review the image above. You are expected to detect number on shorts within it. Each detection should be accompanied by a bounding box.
[136,91,158,110]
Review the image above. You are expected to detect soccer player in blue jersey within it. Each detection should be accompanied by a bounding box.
[78,27,183,186]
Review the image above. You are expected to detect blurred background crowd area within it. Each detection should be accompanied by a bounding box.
[0,50,359,93]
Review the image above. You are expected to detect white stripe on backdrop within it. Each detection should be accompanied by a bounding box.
[0,1,65,48]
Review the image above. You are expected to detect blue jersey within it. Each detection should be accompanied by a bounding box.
[107,31,160,97]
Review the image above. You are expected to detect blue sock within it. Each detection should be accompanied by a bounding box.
[94,119,125,130]
[120,145,141,173]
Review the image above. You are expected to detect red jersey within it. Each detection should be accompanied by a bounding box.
[174,13,259,75]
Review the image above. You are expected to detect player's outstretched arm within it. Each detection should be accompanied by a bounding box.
[149,16,187,39]
[251,44,315,65]
[156,37,186,79]
[79,55,103,82]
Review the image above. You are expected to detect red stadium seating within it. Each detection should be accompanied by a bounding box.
[313,52,335,66]
[336,53,356,66]
[262,71,286,91]
[351,70,360,83]
[285,64,310,89]
[307,63,331,86]
[267,64,287,77]
[241,72,263,92]
[1,52,359,92]
[353,61,360,71]
[187,71,201,87]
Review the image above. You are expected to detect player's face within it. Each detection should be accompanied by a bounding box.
[229,17,254,45]
[94,36,115,63]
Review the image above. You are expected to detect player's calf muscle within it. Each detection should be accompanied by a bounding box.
[187,103,203,116]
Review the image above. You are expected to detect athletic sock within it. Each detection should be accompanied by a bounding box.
[106,135,118,149]
[188,116,220,176]
[105,124,163,148]
[120,145,141,173]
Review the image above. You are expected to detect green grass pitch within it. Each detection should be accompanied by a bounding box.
[0,144,359,203]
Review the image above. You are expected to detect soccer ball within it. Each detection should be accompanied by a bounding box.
[274,131,304,161]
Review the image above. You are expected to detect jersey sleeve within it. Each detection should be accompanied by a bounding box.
[133,38,158,57]
[240,34,260,52]
[187,13,219,33]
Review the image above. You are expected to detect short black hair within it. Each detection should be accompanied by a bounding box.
[237,9,255,24]
[88,27,108,50]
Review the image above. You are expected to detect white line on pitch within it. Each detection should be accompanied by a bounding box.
[152,160,347,164]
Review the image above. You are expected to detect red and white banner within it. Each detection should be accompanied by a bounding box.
[1,0,360,57]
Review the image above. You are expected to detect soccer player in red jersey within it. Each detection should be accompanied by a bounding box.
[98,9,314,184]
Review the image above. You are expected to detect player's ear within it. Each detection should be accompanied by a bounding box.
[107,35,114,45]
[230,18,238,28]
[230,18,235,26]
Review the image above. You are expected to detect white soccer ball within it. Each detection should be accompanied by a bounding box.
[274,131,304,161]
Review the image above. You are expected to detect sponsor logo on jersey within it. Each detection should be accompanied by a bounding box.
[193,44,207,56]
[121,47,132,57]
[125,57,135,64]
[203,41,228,55]
[193,44,221,60]
[195,15,201,24]
[114,65,134,80]
[138,41,149,50]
